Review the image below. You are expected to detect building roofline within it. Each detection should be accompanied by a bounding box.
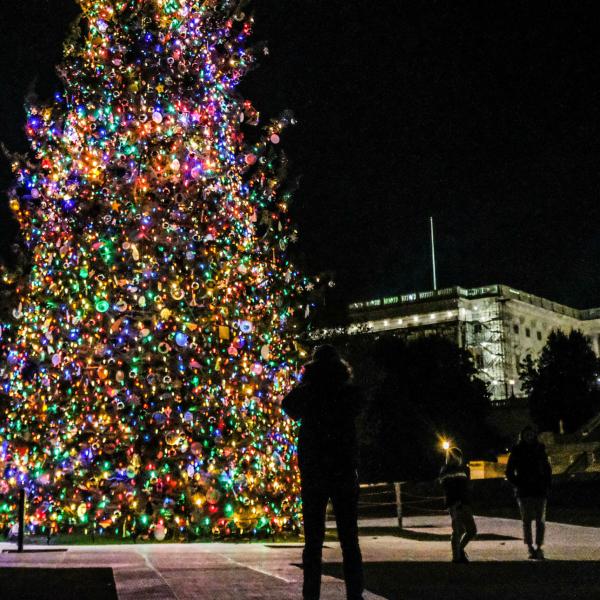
[349,284,600,321]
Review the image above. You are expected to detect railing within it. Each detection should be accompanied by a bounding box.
[349,483,446,528]
[563,452,590,476]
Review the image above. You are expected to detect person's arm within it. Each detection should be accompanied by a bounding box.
[542,447,552,490]
[505,450,517,485]
[281,384,310,420]
[438,464,447,485]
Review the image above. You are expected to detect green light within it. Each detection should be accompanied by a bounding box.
[95,299,110,313]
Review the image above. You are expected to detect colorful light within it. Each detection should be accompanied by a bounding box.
[0,0,307,540]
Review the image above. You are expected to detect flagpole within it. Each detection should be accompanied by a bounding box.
[430,216,438,291]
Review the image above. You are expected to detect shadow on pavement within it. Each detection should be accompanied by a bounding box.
[0,567,118,600]
[356,528,518,541]
[321,560,600,600]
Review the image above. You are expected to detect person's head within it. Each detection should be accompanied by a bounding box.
[311,344,340,363]
[446,447,463,466]
[520,425,538,444]
[303,344,352,385]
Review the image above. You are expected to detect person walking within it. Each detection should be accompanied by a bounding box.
[506,425,552,560]
[439,446,477,563]
[282,344,364,600]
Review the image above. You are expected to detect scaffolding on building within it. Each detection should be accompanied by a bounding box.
[465,298,509,403]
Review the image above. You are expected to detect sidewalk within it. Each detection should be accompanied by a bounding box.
[2,515,600,599]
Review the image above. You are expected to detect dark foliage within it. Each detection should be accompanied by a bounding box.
[317,333,495,482]
[520,329,600,433]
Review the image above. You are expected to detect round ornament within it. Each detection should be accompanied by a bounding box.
[175,332,188,347]
[154,523,167,541]
[165,431,180,446]
[251,363,263,375]
[239,320,253,334]
[96,300,110,313]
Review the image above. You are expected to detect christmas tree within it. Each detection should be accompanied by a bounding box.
[0,0,308,540]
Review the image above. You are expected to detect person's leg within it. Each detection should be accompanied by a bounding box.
[459,505,477,555]
[449,505,465,561]
[518,498,535,556]
[534,498,547,556]
[331,471,363,600]
[301,475,330,600]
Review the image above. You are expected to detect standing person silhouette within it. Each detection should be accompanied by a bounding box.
[283,344,364,600]
[506,425,552,560]
[439,446,477,563]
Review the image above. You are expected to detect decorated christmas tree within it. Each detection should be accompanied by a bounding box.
[0,0,308,540]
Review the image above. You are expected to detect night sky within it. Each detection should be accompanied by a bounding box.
[1,1,600,314]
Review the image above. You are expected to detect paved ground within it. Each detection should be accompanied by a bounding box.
[3,515,600,599]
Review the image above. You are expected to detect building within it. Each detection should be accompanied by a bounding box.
[328,284,600,403]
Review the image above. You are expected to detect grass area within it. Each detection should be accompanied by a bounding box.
[3,531,307,546]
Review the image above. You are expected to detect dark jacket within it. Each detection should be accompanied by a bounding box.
[439,463,472,508]
[506,440,552,498]
[282,357,362,475]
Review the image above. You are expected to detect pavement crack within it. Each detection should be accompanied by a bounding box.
[220,553,293,583]
[137,550,181,600]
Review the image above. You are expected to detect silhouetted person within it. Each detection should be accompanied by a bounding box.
[282,344,364,600]
[506,425,552,560]
[439,446,477,562]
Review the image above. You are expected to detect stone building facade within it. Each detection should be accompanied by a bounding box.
[331,284,600,403]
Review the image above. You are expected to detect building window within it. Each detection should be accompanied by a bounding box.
[513,324,519,334]
[473,323,482,334]
[537,331,542,341]
[525,327,531,338]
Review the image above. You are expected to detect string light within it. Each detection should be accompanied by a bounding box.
[0,0,307,540]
